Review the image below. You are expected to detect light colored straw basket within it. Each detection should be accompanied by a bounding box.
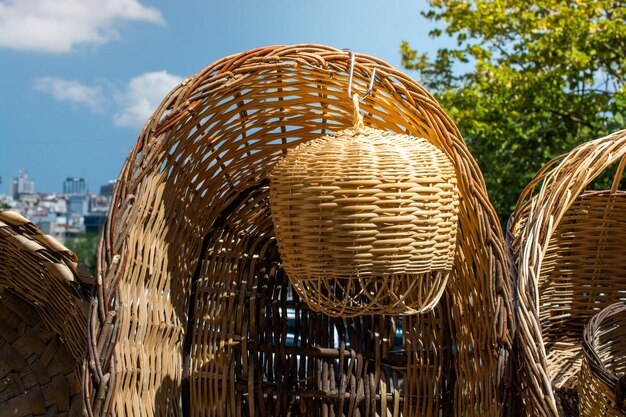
[84,44,512,417]
[269,125,459,317]
[0,210,92,417]
[507,129,626,417]
[579,303,626,417]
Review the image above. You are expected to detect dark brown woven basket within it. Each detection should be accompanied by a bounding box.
[0,210,92,417]
[579,303,626,417]
[84,44,513,417]
[507,129,626,417]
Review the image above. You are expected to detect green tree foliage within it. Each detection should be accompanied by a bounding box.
[401,0,626,221]
[65,232,99,275]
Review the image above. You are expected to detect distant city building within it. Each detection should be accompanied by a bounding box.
[68,195,90,216]
[4,174,114,242]
[100,180,116,199]
[31,209,56,235]
[39,195,68,215]
[9,170,35,198]
[90,195,110,213]
[63,177,88,195]
[0,194,15,209]
[17,193,39,207]
[84,213,107,234]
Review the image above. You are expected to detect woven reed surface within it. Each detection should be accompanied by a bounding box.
[578,303,626,417]
[269,126,459,316]
[84,44,513,417]
[507,129,626,417]
[0,210,91,417]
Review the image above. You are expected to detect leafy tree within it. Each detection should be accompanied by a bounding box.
[401,0,626,222]
[65,232,99,275]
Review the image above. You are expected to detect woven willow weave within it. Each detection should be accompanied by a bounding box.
[0,210,91,417]
[579,303,626,417]
[507,129,626,417]
[269,126,459,316]
[84,44,513,417]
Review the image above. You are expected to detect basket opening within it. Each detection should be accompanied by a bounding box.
[584,155,626,192]
[181,183,422,414]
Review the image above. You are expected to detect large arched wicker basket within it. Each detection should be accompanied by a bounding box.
[0,211,92,417]
[507,129,626,417]
[84,44,513,417]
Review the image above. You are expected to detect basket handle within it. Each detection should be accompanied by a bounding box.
[610,155,626,193]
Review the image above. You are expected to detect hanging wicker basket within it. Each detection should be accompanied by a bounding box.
[508,129,626,417]
[270,125,459,316]
[578,303,626,417]
[84,44,512,417]
[0,210,92,417]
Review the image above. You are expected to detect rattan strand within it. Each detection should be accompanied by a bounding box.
[84,44,513,417]
[507,129,626,417]
[0,210,91,417]
[269,126,459,317]
[578,303,626,417]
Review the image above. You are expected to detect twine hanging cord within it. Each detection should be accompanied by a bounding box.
[344,47,375,131]
[352,93,365,130]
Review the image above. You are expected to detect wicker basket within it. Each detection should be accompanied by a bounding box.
[0,210,92,417]
[578,303,626,417]
[84,44,513,417]
[507,129,626,416]
[269,125,459,317]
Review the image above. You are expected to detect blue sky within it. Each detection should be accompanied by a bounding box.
[0,0,448,193]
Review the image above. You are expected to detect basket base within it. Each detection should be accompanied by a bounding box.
[289,271,450,317]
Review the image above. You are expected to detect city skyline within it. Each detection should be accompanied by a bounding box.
[1,169,116,196]
[0,0,449,193]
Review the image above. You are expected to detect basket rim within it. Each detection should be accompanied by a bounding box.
[508,129,626,243]
[582,302,626,391]
[0,209,92,283]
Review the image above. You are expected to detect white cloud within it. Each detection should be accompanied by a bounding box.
[33,76,104,111]
[0,0,164,53]
[113,71,182,129]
